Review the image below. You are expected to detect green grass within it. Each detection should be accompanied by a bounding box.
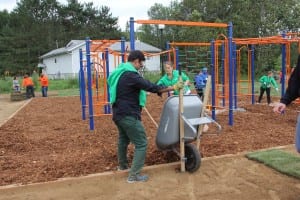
[246,149,300,179]
[0,76,80,95]
[48,78,79,91]
[0,77,13,93]
[57,88,80,96]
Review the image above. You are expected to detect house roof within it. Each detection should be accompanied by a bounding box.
[40,40,160,59]
[110,40,161,52]
[39,40,85,59]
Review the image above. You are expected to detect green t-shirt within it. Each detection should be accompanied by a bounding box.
[157,70,190,95]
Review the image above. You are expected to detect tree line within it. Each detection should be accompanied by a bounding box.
[137,0,300,75]
[0,0,122,75]
[1,0,300,76]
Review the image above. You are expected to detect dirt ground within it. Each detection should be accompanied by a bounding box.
[1,153,300,200]
[0,94,28,127]
[0,90,59,126]
[1,93,300,199]
[0,93,299,185]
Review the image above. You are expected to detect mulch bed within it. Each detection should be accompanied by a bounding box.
[0,94,298,186]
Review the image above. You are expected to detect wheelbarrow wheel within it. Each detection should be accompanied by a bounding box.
[185,143,201,172]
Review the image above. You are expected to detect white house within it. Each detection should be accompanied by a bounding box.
[39,40,161,79]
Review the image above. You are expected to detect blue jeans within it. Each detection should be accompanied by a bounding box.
[42,86,48,97]
[296,115,300,153]
[26,85,35,98]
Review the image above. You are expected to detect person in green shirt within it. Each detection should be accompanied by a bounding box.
[258,71,279,105]
[157,61,191,95]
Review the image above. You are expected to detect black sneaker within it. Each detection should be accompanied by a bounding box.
[127,174,149,183]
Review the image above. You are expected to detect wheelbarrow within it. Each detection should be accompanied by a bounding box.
[155,94,221,172]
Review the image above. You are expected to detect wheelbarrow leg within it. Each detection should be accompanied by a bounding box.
[196,75,212,150]
[179,76,185,172]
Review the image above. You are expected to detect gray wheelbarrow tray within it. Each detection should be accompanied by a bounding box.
[155,94,221,172]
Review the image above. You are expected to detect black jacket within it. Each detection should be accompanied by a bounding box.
[112,71,166,122]
[280,55,300,105]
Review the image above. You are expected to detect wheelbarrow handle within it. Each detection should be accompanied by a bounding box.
[204,113,222,132]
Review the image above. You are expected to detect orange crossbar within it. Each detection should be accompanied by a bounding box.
[135,19,228,28]
[170,42,211,46]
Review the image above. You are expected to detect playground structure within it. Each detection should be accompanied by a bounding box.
[79,37,175,130]
[168,42,212,77]
[79,38,125,130]
[234,33,300,104]
[79,17,300,132]
[170,33,300,123]
[129,18,230,172]
[128,19,236,127]
[79,18,235,131]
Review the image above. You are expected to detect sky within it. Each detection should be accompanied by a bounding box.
[0,0,172,30]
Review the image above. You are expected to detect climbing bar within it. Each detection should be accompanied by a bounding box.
[141,49,173,57]
[170,42,211,46]
[135,19,228,28]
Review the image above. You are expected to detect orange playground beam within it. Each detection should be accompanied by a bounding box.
[135,19,228,28]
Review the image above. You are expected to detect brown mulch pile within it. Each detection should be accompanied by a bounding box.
[0,94,298,186]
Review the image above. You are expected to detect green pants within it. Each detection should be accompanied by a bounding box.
[115,116,148,176]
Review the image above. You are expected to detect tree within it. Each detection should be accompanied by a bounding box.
[0,0,122,75]
[139,0,300,76]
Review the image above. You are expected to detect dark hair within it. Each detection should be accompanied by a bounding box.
[163,61,173,66]
[127,50,145,62]
[13,76,17,80]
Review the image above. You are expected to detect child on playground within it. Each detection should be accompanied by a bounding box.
[273,55,300,153]
[12,76,20,92]
[257,71,279,105]
[157,61,191,95]
[194,67,209,99]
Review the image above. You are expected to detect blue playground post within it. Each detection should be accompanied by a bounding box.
[79,49,83,103]
[228,22,233,126]
[221,42,225,107]
[233,42,237,109]
[79,48,86,120]
[85,37,94,131]
[105,48,111,114]
[130,17,135,51]
[121,37,125,62]
[210,40,216,120]
[281,32,286,97]
[251,45,255,104]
